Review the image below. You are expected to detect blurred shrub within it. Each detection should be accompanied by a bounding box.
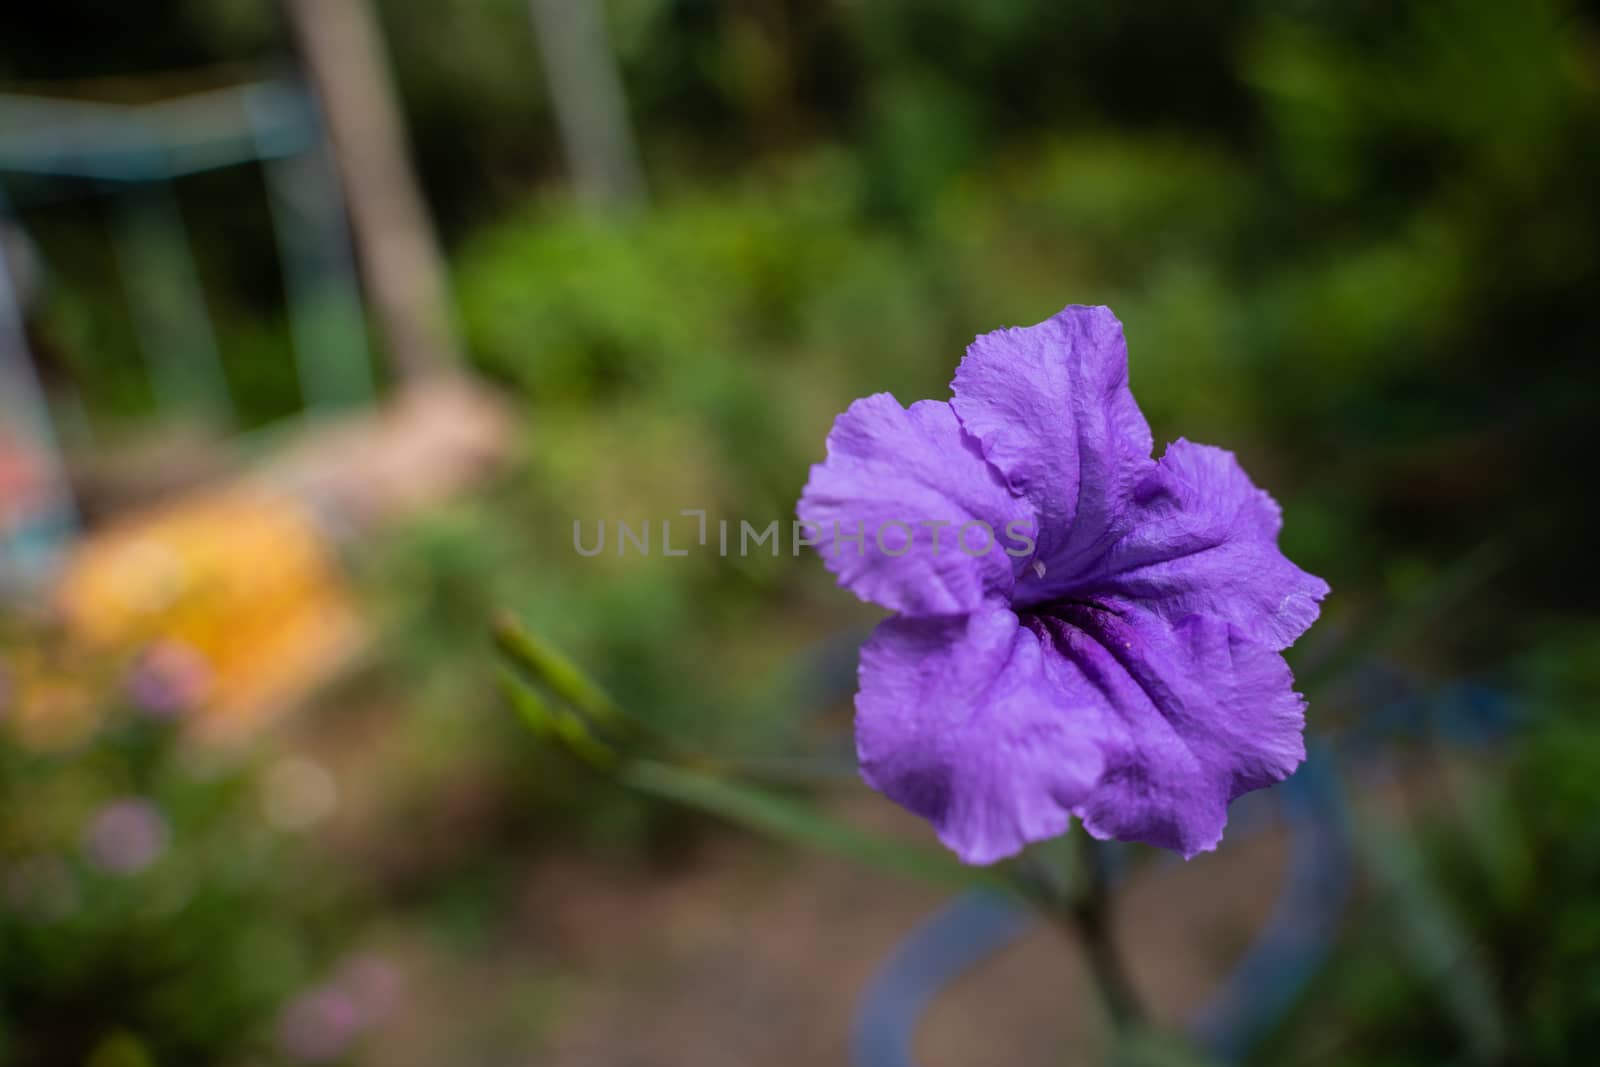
[0,624,364,1066]
[1251,630,1600,1066]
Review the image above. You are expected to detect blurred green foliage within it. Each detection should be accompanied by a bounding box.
[0,634,355,1065]
[1251,630,1600,1066]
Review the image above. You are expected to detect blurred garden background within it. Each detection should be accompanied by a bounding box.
[3,1,1599,1064]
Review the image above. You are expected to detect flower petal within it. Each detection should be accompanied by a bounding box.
[855,606,1105,865]
[1028,600,1307,858]
[951,305,1154,595]
[798,394,1032,616]
[1082,439,1330,650]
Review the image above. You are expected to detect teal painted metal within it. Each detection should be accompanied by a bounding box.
[110,179,237,424]
[0,194,77,589]
[0,78,378,587]
[245,86,375,412]
[0,83,316,183]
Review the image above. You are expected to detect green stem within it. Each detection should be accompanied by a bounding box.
[1068,837,1144,1031]
[1020,835,1144,1033]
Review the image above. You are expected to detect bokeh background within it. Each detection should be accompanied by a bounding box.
[3,1,1599,1065]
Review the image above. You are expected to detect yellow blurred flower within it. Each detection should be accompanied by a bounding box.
[54,483,365,743]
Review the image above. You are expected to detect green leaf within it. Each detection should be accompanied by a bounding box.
[496,665,560,738]
[1354,810,1508,1063]
[496,668,619,770]
[493,614,1006,892]
[621,760,1003,892]
[493,613,635,732]
[1107,1029,1222,1067]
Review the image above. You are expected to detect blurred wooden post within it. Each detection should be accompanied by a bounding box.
[528,0,646,212]
[279,0,462,382]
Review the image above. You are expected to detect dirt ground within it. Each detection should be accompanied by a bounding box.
[354,788,1293,1067]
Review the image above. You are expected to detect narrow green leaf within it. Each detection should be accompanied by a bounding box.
[493,615,1012,892]
[621,759,1004,892]
[1108,1029,1223,1067]
[1355,810,1507,1063]
[492,613,633,731]
[496,668,619,770]
[496,666,560,738]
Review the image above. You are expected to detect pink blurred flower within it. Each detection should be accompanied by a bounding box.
[276,986,362,1064]
[124,640,212,718]
[333,954,404,1028]
[82,798,169,875]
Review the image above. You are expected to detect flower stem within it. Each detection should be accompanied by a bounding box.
[1067,837,1144,1031]
[1018,834,1144,1033]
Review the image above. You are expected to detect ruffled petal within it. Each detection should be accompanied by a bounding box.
[1028,600,1308,858]
[951,305,1154,596]
[798,394,1032,616]
[855,606,1105,865]
[1079,439,1330,651]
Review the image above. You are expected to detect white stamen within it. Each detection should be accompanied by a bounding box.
[1030,559,1047,579]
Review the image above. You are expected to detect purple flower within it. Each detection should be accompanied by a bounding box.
[798,305,1329,864]
[275,955,401,1063]
[124,640,212,718]
[82,798,170,875]
[276,986,362,1064]
[331,953,404,1028]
